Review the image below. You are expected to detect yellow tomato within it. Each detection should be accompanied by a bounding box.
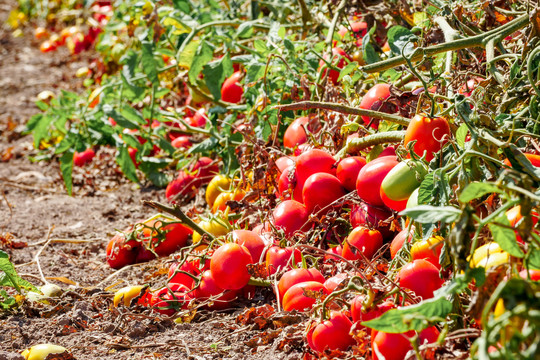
[22,344,67,360]
[113,285,145,307]
[212,189,245,213]
[205,175,231,207]
[192,218,229,245]
[469,242,509,269]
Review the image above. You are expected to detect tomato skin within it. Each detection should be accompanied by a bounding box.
[188,108,207,128]
[302,173,346,214]
[73,148,95,167]
[193,270,238,310]
[505,205,540,243]
[310,311,356,353]
[212,190,245,213]
[205,175,232,207]
[210,243,253,290]
[277,268,325,300]
[106,233,137,269]
[398,259,443,299]
[275,156,295,174]
[277,166,302,201]
[356,156,399,207]
[380,189,409,212]
[265,246,302,276]
[150,222,193,257]
[231,230,266,263]
[40,40,57,53]
[342,226,383,261]
[410,236,444,269]
[372,326,440,360]
[283,117,309,149]
[221,71,243,103]
[403,115,451,162]
[504,152,540,168]
[320,47,350,84]
[166,171,198,203]
[359,84,394,128]
[272,200,309,236]
[171,135,192,149]
[282,281,328,311]
[390,226,415,259]
[295,149,337,198]
[519,269,540,281]
[323,272,347,292]
[381,160,427,202]
[168,260,201,289]
[336,156,367,191]
[338,21,368,46]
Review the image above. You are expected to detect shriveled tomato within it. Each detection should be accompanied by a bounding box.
[193,270,238,310]
[309,311,356,353]
[210,243,253,290]
[390,226,415,259]
[106,233,137,269]
[336,156,366,191]
[113,285,149,307]
[277,268,325,300]
[398,259,443,299]
[273,200,309,236]
[359,84,394,128]
[282,281,328,311]
[221,71,243,103]
[342,226,383,261]
[372,326,440,360]
[266,246,302,276]
[403,115,451,162]
[356,156,399,207]
[73,148,95,167]
[231,230,266,263]
[302,173,346,214]
[411,236,444,269]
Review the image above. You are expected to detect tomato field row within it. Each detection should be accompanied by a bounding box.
[2,0,540,359]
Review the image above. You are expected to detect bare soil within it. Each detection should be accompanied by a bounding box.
[0,3,305,359]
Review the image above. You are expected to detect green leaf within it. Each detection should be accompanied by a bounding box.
[188,137,219,154]
[525,248,540,269]
[488,216,524,258]
[120,105,147,125]
[362,26,380,65]
[417,172,434,205]
[400,205,461,223]
[26,114,52,148]
[188,41,213,85]
[0,250,39,293]
[141,41,159,85]
[172,0,191,13]
[362,296,452,333]
[236,22,253,38]
[455,123,468,149]
[337,62,358,82]
[459,182,502,203]
[116,146,139,183]
[203,53,234,101]
[60,150,74,196]
[387,26,416,57]
[178,40,199,69]
[245,61,265,83]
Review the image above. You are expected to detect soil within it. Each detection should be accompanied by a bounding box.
[0,2,305,359]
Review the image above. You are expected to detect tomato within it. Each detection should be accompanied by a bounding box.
[398,259,443,299]
[320,47,350,84]
[338,21,368,46]
[106,233,137,269]
[519,269,540,281]
[113,285,149,307]
[504,152,540,168]
[231,230,266,263]
[34,27,49,40]
[323,272,348,292]
[188,108,207,128]
[277,166,302,201]
[350,202,394,240]
[21,344,68,360]
[324,245,343,262]
[277,268,325,300]
[73,148,95,167]
[505,205,540,243]
[273,200,310,236]
[210,243,253,290]
[282,281,328,311]
[411,236,444,269]
[283,116,310,149]
[153,222,193,257]
[295,149,337,200]
[205,175,232,207]
[469,242,509,269]
[302,173,346,214]
[193,270,238,310]
[171,135,192,149]
[150,283,192,316]
[265,246,302,276]
[342,226,383,261]
[221,71,243,103]
[403,115,451,162]
[380,189,408,212]
[192,217,229,245]
[309,311,356,353]
[381,160,427,202]
[190,157,219,186]
[275,156,295,174]
[351,295,394,324]
[336,156,367,191]
[390,226,415,259]
[378,146,396,158]
[372,326,439,360]
[356,156,399,207]
[40,40,57,53]
[128,147,139,167]
[168,260,202,288]
[212,189,245,213]
[165,171,198,203]
[359,84,395,128]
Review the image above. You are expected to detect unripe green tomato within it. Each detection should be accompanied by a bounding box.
[381,160,427,201]
[21,344,68,360]
[406,187,419,209]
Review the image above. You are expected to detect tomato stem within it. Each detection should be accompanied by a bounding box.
[336,131,405,158]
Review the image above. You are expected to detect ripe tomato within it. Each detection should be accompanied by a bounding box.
[380,189,409,212]
[390,226,415,259]
[398,259,443,299]
[40,40,57,53]
[519,269,540,281]
[309,311,356,353]
[350,202,394,240]
[106,233,137,269]
[359,84,394,128]
[351,295,394,324]
[265,246,302,276]
[336,156,366,191]
[168,260,202,288]
[193,270,238,310]
[188,108,207,128]
[372,326,439,360]
[283,116,310,149]
[302,173,346,214]
[277,268,325,300]
[231,230,266,263]
[221,71,243,103]
[190,157,219,186]
[282,281,328,311]
[323,272,348,292]
[403,115,451,162]
[151,222,193,257]
[338,21,368,46]
[504,152,540,168]
[295,149,337,199]
[73,148,95,167]
[171,135,192,149]
[210,243,253,290]
[505,205,540,243]
[342,226,383,261]
[320,47,350,84]
[165,171,198,203]
[150,284,192,316]
[277,166,302,201]
[410,236,444,269]
[34,27,49,40]
[272,200,309,236]
[275,156,295,174]
[356,156,398,207]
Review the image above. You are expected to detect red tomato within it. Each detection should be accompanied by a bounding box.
[193,270,238,310]
[324,245,343,262]
[168,260,202,289]
[351,296,394,324]
[171,135,192,149]
[323,47,351,84]
[210,243,253,290]
[302,173,346,214]
[296,149,337,198]
[106,233,137,269]
[272,200,309,236]
[390,227,415,259]
[277,268,325,300]
[309,311,356,353]
[356,156,398,207]
[505,205,540,243]
[350,202,394,240]
[519,269,540,281]
[504,153,540,168]
[282,281,328,311]
[275,156,295,174]
[359,84,395,128]
[188,108,207,128]
[73,148,95,167]
[128,147,139,167]
[338,21,368,45]
[337,156,367,191]
[372,326,439,360]
[380,187,409,212]
[231,230,266,263]
[150,284,192,316]
[342,226,383,261]
[221,71,243,103]
[34,27,49,40]
[398,259,443,299]
[323,273,348,292]
[283,117,310,149]
[190,157,219,186]
[277,166,302,201]
[149,222,193,257]
[40,40,57,53]
[265,246,302,276]
[165,171,198,203]
[403,115,451,162]
[378,146,396,158]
